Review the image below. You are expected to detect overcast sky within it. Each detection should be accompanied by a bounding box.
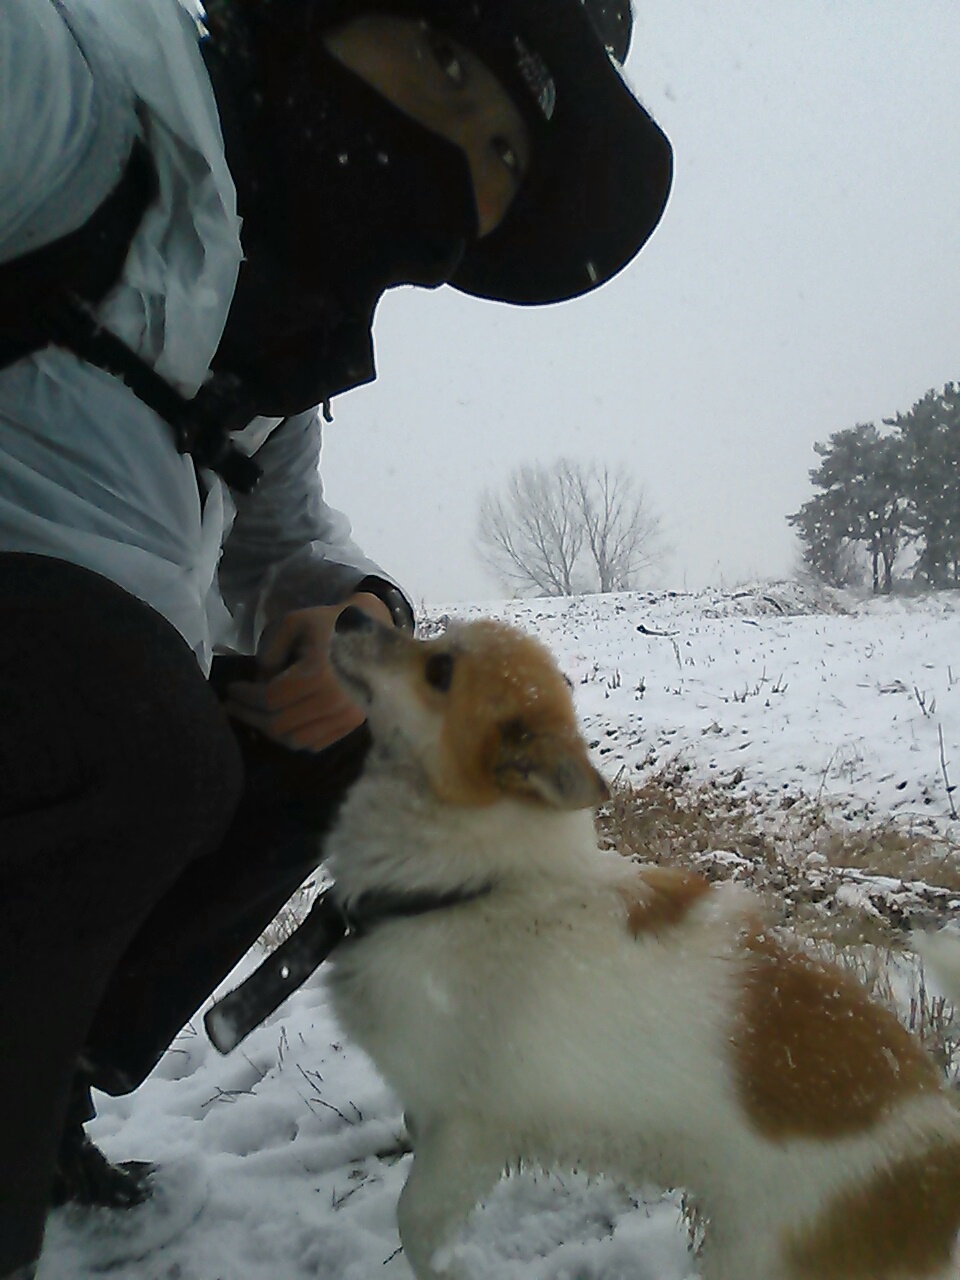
[321,0,960,607]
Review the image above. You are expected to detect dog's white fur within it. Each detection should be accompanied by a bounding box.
[324,613,960,1280]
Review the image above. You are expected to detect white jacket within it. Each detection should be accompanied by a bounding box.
[0,0,392,672]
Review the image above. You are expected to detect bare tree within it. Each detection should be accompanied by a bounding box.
[477,459,666,596]
[477,464,584,596]
[566,461,664,591]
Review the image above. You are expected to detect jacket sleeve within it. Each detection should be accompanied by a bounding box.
[0,0,137,263]
[217,409,413,652]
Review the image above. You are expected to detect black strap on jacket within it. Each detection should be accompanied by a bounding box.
[0,140,262,494]
[0,140,155,369]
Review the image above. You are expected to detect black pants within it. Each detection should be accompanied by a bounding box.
[0,555,367,1273]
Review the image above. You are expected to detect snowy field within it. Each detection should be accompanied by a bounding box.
[38,584,960,1280]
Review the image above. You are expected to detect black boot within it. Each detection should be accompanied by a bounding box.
[49,1129,155,1209]
[48,1077,155,1210]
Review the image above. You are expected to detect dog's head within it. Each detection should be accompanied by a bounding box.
[331,608,608,811]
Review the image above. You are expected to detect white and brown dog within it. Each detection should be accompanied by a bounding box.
[324,607,960,1280]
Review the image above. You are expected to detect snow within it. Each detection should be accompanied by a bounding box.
[36,584,959,1280]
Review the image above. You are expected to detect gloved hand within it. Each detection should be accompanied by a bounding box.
[224,592,393,751]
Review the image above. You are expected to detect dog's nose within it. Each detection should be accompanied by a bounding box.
[335,605,377,635]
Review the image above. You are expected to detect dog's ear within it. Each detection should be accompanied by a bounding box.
[493,718,609,810]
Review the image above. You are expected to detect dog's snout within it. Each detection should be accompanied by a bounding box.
[336,605,377,636]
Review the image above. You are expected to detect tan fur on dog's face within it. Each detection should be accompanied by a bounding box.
[331,618,608,810]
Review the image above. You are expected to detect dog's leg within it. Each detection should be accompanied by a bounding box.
[396,1119,501,1280]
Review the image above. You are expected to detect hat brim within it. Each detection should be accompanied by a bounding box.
[450,0,672,306]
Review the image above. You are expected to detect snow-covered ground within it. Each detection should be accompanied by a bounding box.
[37,584,960,1280]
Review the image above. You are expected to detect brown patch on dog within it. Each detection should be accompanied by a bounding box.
[618,866,712,937]
[734,933,942,1140]
[786,1140,960,1279]
[421,621,606,810]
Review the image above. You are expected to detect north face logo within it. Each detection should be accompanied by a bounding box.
[512,36,556,120]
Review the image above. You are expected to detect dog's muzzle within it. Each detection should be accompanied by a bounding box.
[331,604,402,704]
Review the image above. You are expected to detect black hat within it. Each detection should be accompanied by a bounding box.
[213,0,671,307]
[414,0,674,305]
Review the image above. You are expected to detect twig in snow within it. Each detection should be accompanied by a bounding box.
[331,1179,366,1210]
[938,724,958,820]
[295,1062,356,1124]
[914,686,936,718]
[636,623,682,668]
[817,747,841,804]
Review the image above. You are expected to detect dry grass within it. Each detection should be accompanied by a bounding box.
[599,761,960,934]
[600,759,960,886]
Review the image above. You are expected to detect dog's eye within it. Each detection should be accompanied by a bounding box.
[500,717,532,746]
[424,652,454,693]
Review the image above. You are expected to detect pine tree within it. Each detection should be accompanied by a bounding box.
[789,424,903,593]
[788,490,864,588]
[886,384,960,587]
